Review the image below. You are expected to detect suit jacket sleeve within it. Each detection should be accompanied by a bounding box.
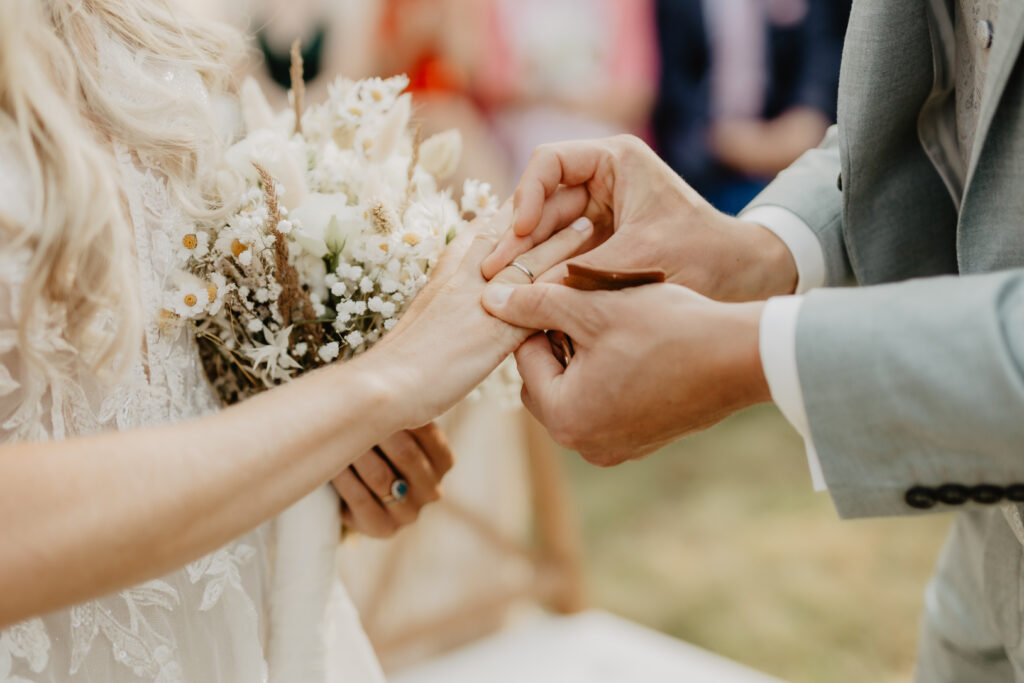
[744,125,854,287]
[794,269,1024,518]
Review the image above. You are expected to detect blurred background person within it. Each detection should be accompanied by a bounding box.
[471,0,659,175]
[371,0,515,194]
[654,0,850,214]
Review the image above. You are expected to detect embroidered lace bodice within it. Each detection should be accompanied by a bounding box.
[0,55,274,683]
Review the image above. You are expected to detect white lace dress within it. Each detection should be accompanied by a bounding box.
[0,47,383,683]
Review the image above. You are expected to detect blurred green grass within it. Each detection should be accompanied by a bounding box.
[561,404,952,683]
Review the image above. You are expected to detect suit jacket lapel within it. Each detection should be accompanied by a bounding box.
[963,0,1024,196]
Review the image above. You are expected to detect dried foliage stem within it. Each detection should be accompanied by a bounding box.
[252,162,323,355]
[407,123,423,186]
[290,39,305,136]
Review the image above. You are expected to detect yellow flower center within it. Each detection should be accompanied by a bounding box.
[183,293,198,307]
[362,139,374,152]
[402,233,422,246]
[231,239,249,258]
[182,233,199,250]
[206,285,218,303]
[371,90,383,102]
[477,195,489,209]
[348,106,363,116]
[379,243,389,252]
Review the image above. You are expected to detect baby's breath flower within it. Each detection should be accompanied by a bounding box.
[318,342,340,363]
[345,331,364,348]
[247,318,263,333]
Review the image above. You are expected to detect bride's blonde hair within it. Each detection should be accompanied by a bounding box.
[0,0,242,375]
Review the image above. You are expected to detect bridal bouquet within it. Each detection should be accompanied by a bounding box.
[165,71,503,404]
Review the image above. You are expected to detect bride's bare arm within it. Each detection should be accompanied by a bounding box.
[0,205,594,628]
[0,354,394,627]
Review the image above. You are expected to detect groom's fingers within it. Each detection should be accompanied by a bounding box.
[482,185,590,279]
[513,140,610,236]
[482,282,606,343]
[514,334,565,421]
[491,217,594,286]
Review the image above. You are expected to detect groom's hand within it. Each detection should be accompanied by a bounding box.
[480,135,798,302]
[482,281,771,465]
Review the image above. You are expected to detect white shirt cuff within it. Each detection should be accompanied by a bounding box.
[741,205,827,294]
[759,295,826,491]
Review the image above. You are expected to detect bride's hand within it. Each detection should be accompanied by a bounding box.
[333,422,452,537]
[364,202,594,429]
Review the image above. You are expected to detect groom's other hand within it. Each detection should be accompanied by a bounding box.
[482,281,771,466]
[333,423,453,537]
[481,135,798,303]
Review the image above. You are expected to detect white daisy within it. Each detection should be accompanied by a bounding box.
[461,179,499,217]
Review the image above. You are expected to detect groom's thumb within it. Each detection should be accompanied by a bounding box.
[482,282,600,340]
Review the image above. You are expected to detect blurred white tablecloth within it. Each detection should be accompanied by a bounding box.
[390,610,785,683]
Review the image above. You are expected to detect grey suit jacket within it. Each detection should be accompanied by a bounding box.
[747,0,1024,518]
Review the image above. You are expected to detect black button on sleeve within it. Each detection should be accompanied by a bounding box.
[936,484,970,505]
[837,172,843,191]
[1006,484,1024,502]
[905,486,938,509]
[970,484,1004,505]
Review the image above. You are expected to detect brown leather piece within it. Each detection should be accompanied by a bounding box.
[561,263,666,291]
[545,265,666,367]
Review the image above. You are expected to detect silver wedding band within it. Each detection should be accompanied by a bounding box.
[510,260,536,283]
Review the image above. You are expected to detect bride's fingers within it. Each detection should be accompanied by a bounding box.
[376,431,441,506]
[491,216,594,286]
[387,202,513,335]
[459,201,515,268]
[333,466,398,537]
[481,186,589,280]
[408,422,453,476]
[352,449,419,525]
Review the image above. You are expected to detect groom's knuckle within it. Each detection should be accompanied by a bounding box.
[574,301,606,337]
[610,134,640,155]
[550,416,583,451]
[582,450,616,468]
[529,143,555,166]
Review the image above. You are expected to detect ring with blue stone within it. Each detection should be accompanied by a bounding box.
[383,478,409,505]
